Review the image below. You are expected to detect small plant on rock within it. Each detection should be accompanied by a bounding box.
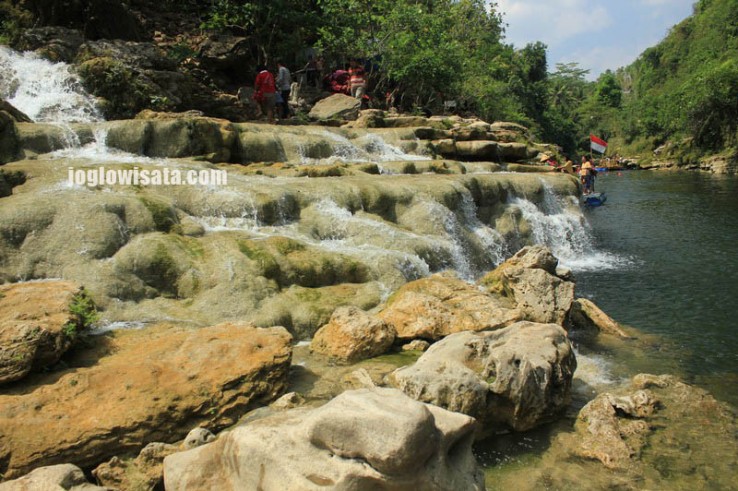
[62,288,99,341]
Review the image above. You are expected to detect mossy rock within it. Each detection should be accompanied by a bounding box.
[253,282,383,339]
[77,57,164,119]
[238,237,369,289]
[0,169,26,197]
[139,197,179,232]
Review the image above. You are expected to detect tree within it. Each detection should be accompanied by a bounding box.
[595,70,622,108]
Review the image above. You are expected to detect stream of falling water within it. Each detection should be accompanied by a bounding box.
[0,46,102,123]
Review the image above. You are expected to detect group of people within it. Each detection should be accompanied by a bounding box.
[323,60,367,99]
[252,61,293,123]
[252,58,368,123]
[550,155,597,194]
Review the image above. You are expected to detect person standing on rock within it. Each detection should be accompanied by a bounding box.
[276,60,292,120]
[253,64,276,124]
[349,60,367,101]
[579,156,595,194]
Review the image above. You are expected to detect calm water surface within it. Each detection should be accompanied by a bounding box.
[576,170,738,406]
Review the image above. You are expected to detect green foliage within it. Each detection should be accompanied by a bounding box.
[77,57,170,119]
[595,71,622,108]
[62,289,99,341]
[610,0,738,156]
[0,1,32,45]
[201,0,322,63]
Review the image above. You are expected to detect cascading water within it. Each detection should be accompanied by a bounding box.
[298,130,430,171]
[510,180,627,271]
[0,46,102,123]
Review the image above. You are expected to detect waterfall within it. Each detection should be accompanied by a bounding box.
[0,46,102,123]
[510,180,625,271]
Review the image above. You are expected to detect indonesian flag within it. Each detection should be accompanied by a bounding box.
[590,134,608,154]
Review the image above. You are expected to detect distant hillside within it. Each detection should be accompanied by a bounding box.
[613,0,738,160]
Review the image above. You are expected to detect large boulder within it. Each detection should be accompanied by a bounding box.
[0,280,92,385]
[0,463,110,491]
[0,323,292,478]
[479,245,575,325]
[379,272,522,341]
[163,387,484,490]
[309,94,361,121]
[388,321,576,432]
[310,306,396,362]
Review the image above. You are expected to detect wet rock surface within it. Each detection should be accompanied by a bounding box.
[487,374,738,490]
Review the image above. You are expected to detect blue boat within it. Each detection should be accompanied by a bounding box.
[582,192,607,207]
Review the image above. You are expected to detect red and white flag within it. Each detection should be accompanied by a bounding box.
[590,134,608,154]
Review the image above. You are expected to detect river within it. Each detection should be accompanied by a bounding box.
[576,169,738,408]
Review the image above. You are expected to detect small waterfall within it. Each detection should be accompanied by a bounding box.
[299,131,429,171]
[458,190,507,268]
[358,134,430,162]
[510,181,625,271]
[0,46,102,123]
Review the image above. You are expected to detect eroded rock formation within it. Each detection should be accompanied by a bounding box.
[389,321,576,432]
[163,387,485,490]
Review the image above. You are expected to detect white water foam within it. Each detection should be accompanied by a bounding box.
[90,321,146,335]
[0,46,102,123]
[572,346,619,390]
[298,130,429,171]
[357,134,430,162]
[511,181,628,272]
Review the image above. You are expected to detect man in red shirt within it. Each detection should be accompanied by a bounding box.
[253,64,276,123]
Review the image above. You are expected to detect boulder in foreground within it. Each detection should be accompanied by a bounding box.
[163,387,484,490]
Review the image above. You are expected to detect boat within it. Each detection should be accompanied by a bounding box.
[582,192,607,207]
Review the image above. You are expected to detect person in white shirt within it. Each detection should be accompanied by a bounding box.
[276,61,292,119]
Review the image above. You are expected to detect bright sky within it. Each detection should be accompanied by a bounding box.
[495,0,696,79]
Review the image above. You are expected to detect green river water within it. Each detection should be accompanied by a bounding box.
[577,170,738,408]
[476,170,738,489]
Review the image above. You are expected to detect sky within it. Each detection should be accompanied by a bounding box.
[495,0,696,80]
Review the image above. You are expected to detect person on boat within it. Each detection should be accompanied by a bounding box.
[580,156,595,194]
